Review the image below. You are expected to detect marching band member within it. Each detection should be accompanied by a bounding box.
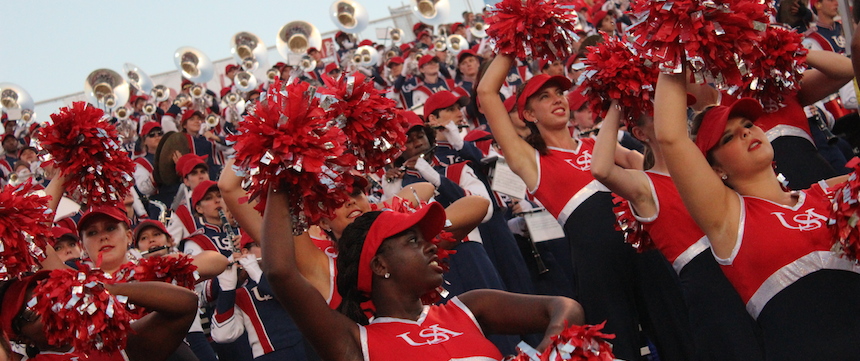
[167,153,211,242]
[133,122,163,197]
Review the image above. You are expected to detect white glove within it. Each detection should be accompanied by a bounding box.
[238,254,263,283]
[414,157,441,187]
[217,266,238,292]
[442,122,464,150]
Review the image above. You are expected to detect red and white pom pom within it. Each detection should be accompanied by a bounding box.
[485,0,580,60]
[510,322,616,361]
[0,182,53,279]
[735,25,807,112]
[612,195,655,253]
[229,78,356,232]
[31,265,133,354]
[629,0,769,90]
[37,101,135,208]
[130,254,199,290]
[581,34,658,125]
[830,158,860,261]
[318,73,407,172]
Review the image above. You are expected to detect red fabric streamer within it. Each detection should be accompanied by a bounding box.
[612,194,655,253]
[317,73,407,172]
[736,25,807,112]
[229,78,356,233]
[36,101,135,208]
[830,158,860,261]
[485,0,580,60]
[629,0,770,90]
[508,322,616,361]
[31,265,133,354]
[0,182,52,280]
[581,33,658,125]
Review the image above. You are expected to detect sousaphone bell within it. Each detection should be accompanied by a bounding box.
[277,21,322,59]
[84,69,130,112]
[123,63,154,94]
[174,46,214,84]
[330,0,369,34]
[353,45,380,68]
[470,21,488,38]
[234,71,258,93]
[447,34,468,52]
[411,0,450,26]
[0,83,35,120]
[230,31,268,72]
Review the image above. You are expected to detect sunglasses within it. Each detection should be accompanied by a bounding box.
[146,131,164,138]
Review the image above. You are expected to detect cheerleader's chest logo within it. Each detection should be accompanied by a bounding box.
[771,209,828,231]
[396,324,464,346]
[563,150,592,171]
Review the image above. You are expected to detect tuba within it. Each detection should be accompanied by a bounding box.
[123,63,154,94]
[446,34,468,52]
[84,69,130,112]
[433,37,447,52]
[266,67,280,82]
[299,55,317,73]
[143,102,157,115]
[0,83,35,121]
[277,21,322,59]
[230,31,268,72]
[330,0,369,34]
[389,28,405,44]
[204,113,221,130]
[174,93,190,106]
[174,46,214,84]
[353,45,380,68]
[470,21,488,38]
[115,106,131,121]
[411,0,450,26]
[189,84,205,99]
[234,71,258,93]
[150,84,170,102]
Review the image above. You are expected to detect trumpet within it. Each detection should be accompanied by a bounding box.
[219,208,241,254]
[205,114,221,129]
[151,84,170,102]
[174,93,190,106]
[190,85,205,99]
[7,172,27,187]
[384,49,398,61]
[224,92,242,105]
[115,106,131,120]
[143,103,157,115]
[433,38,447,52]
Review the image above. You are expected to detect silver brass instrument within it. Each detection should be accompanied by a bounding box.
[433,38,447,52]
[330,0,369,34]
[174,93,190,106]
[353,45,380,68]
[204,114,221,131]
[389,28,405,44]
[234,71,258,93]
[115,106,131,121]
[190,84,205,99]
[411,0,450,26]
[123,63,154,94]
[174,46,214,84]
[20,109,33,122]
[266,67,280,82]
[151,85,170,102]
[277,21,322,59]
[470,21,488,39]
[224,92,242,105]
[446,34,468,53]
[219,208,241,254]
[299,55,317,73]
[0,83,36,120]
[84,69,130,112]
[230,31,268,73]
[143,103,157,116]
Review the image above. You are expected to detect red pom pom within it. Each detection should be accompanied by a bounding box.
[612,194,655,253]
[486,0,580,60]
[229,78,356,233]
[317,74,407,172]
[830,158,860,261]
[630,0,770,90]
[31,265,133,354]
[37,102,135,208]
[735,25,808,112]
[115,255,200,290]
[0,182,52,279]
[510,322,616,361]
[581,33,658,125]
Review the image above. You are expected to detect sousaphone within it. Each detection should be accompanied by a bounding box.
[153,131,190,186]
[84,69,130,112]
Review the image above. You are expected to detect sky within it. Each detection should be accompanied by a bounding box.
[0,0,487,109]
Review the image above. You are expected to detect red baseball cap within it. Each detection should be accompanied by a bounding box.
[539,59,551,70]
[567,91,588,111]
[417,30,432,39]
[325,62,340,74]
[239,232,256,249]
[307,47,319,54]
[78,206,131,234]
[181,78,193,89]
[358,39,374,47]
[399,43,413,53]
[191,180,220,207]
[451,22,464,33]
[1,270,51,341]
[225,64,240,73]
[175,153,209,178]
[50,226,78,247]
[694,98,764,155]
[418,55,438,68]
[503,95,517,113]
[357,202,446,294]
[402,110,425,131]
[274,62,287,70]
[388,56,405,67]
[457,49,479,63]
[181,110,204,125]
[133,219,170,246]
[517,74,573,120]
[140,122,162,138]
[423,91,469,120]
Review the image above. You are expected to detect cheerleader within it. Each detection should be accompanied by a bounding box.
[654,70,860,360]
[260,187,584,361]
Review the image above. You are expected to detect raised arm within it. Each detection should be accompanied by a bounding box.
[591,105,655,216]
[460,289,584,351]
[653,72,740,258]
[106,281,198,361]
[797,50,854,106]
[477,54,539,188]
[261,187,362,361]
[440,195,489,245]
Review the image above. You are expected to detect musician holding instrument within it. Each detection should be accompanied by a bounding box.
[133,122,163,197]
[178,180,240,258]
[167,153,210,243]
[220,64,241,99]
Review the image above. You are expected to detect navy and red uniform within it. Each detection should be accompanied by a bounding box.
[717,183,860,360]
[212,274,309,360]
[399,77,452,109]
[636,171,764,361]
[359,297,502,361]
[180,220,238,258]
[184,132,224,181]
[529,138,688,361]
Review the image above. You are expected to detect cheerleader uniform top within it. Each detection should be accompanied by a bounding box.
[635,171,709,273]
[528,138,609,225]
[716,182,860,319]
[30,349,128,360]
[310,234,341,309]
[359,297,502,361]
